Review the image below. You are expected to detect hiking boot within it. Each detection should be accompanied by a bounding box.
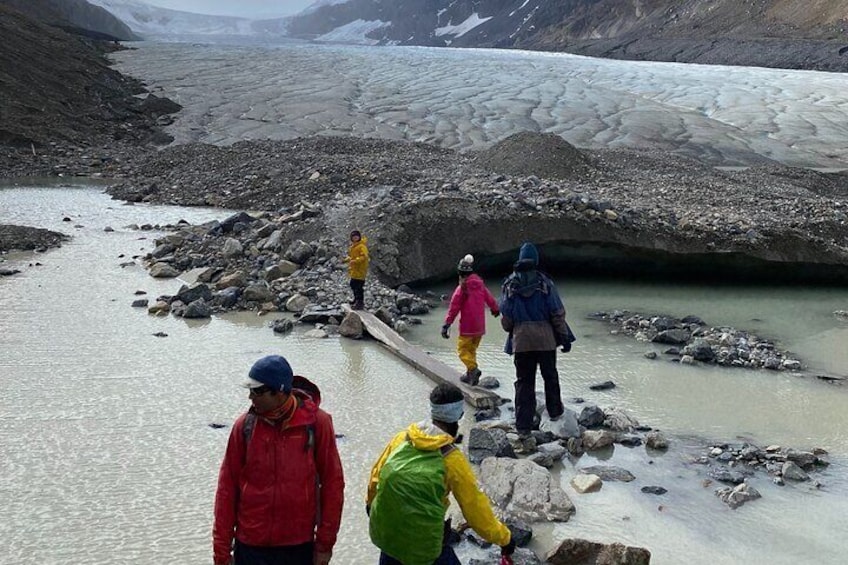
[460,368,481,386]
[352,301,365,310]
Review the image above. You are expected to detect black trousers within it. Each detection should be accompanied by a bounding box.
[234,540,313,565]
[379,546,460,565]
[350,278,365,304]
[514,349,564,434]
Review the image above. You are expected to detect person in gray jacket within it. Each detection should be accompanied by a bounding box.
[499,242,573,438]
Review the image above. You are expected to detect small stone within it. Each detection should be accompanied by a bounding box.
[571,474,603,494]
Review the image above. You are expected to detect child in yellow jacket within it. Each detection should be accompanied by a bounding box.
[344,230,369,309]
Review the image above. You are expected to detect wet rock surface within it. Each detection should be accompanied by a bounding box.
[0,224,68,254]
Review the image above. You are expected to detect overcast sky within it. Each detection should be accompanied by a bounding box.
[141,1,317,18]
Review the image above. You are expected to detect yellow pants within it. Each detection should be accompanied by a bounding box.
[457,335,482,372]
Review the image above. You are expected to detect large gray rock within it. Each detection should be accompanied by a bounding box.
[652,329,691,345]
[216,271,247,289]
[683,339,716,362]
[299,306,345,324]
[150,243,175,259]
[467,427,516,464]
[261,229,283,251]
[265,260,299,281]
[478,458,575,523]
[149,262,180,278]
[339,312,364,339]
[645,431,669,450]
[243,284,274,303]
[578,405,605,428]
[285,239,314,264]
[715,482,761,509]
[220,211,255,232]
[221,237,243,258]
[176,282,212,304]
[582,430,616,451]
[546,538,652,564]
[578,466,635,482]
[285,294,310,313]
[781,461,810,481]
[183,298,212,319]
[603,407,640,432]
[539,408,581,439]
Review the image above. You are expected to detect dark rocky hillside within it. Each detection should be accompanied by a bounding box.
[0,0,139,40]
[287,0,848,71]
[0,3,177,154]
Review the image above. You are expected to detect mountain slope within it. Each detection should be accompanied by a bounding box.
[286,0,848,71]
[0,3,176,148]
[0,0,139,40]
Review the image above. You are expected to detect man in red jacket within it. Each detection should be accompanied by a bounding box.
[213,355,345,565]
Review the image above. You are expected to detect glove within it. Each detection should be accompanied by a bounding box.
[492,310,500,318]
[441,324,450,339]
[501,536,516,556]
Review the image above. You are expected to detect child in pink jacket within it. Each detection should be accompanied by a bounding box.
[441,254,500,386]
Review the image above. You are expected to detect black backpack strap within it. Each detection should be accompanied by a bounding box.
[439,444,456,456]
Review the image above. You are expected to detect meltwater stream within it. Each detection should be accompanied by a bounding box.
[1,182,846,564]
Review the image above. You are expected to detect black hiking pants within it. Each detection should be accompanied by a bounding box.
[514,349,564,434]
[234,540,313,565]
[350,278,365,306]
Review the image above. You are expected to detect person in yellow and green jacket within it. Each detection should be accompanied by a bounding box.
[344,230,369,310]
[366,383,515,565]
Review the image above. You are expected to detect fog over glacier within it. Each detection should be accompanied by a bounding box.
[110,41,848,168]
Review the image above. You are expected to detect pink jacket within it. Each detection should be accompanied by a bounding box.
[444,274,499,337]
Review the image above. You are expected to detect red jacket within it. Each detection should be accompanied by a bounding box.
[445,274,499,337]
[213,377,344,564]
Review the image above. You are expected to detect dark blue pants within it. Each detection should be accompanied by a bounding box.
[379,546,461,565]
[234,540,313,565]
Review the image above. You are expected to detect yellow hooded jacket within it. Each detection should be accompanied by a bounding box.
[366,422,511,547]
[347,237,369,280]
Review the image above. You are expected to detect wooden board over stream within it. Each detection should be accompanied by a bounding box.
[345,306,502,409]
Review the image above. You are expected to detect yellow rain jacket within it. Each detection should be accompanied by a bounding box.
[347,237,369,280]
[366,422,511,547]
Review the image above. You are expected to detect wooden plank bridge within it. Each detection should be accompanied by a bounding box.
[344,306,503,409]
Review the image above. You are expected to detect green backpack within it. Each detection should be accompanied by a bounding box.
[369,438,454,565]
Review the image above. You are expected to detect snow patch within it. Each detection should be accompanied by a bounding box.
[316,19,390,45]
[88,0,258,35]
[509,0,531,17]
[434,13,493,38]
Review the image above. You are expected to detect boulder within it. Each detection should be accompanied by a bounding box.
[603,407,640,432]
[265,260,299,281]
[131,298,149,308]
[339,312,364,339]
[220,211,255,233]
[261,229,284,251]
[715,482,761,509]
[149,262,180,278]
[571,474,603,494]
[546,538,652,565]
[467,427,516,464]
[478,458,575,522]
[147,300,170,315]
[284,240,314,264]
[285,294,310,313]
[149,243,175,259]
[176,283,212,304]
[582,430,616,451]
[578,405,605,428]
[539,408,580,439]
[216,271,247,289]
[221,237,243,258]
[652,329,691,345]
[272,318,294,334]
[683,339,716,363]
[214,287,241,308]
[578,466,635,482]
[243,284,274,303]
[645,431,669,450]
[781,461,810,481]
[183,298,211,319]
[299,306,345,324]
